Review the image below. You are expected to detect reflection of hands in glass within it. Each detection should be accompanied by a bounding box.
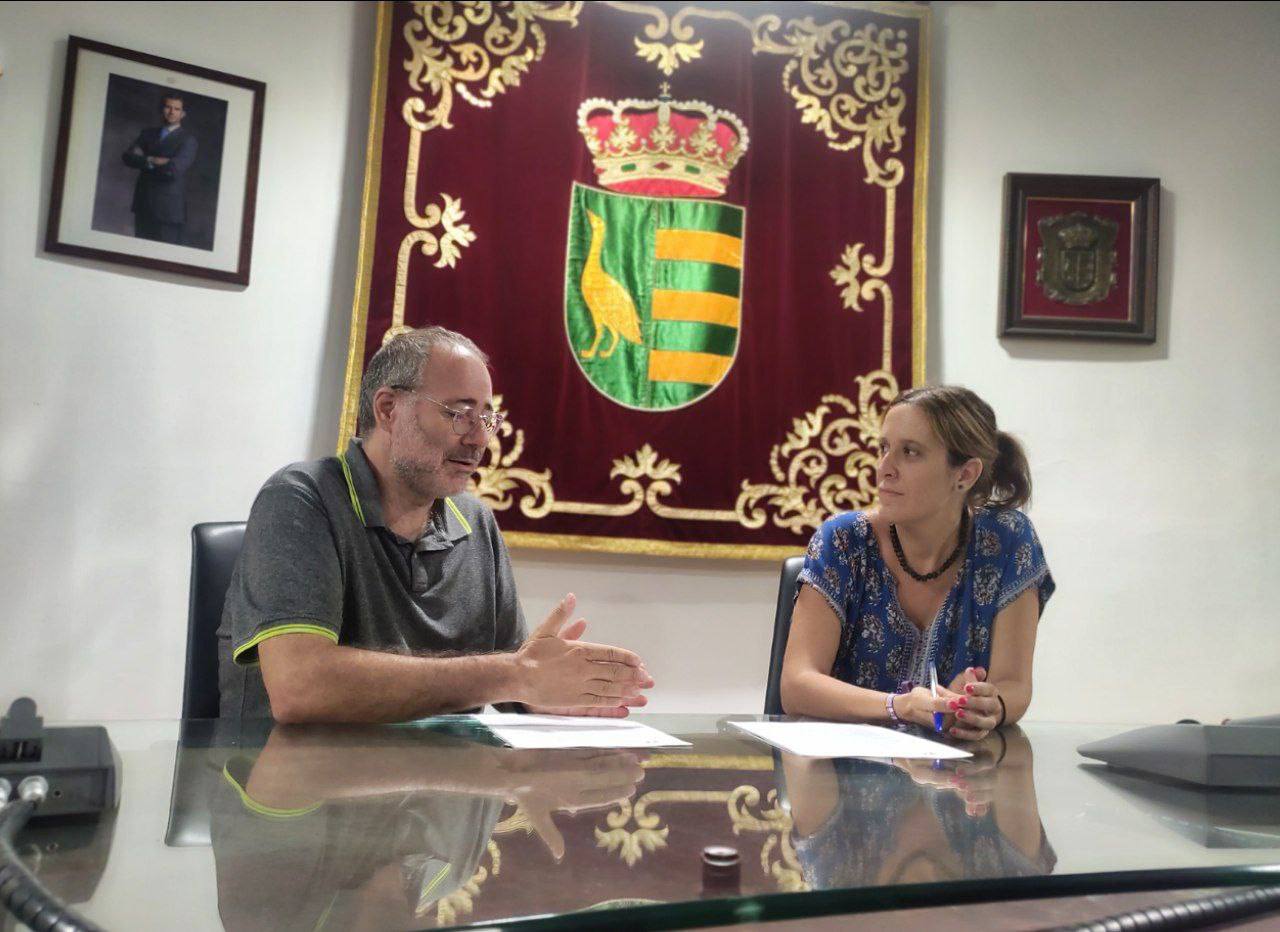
[892,727,1034,822]
[497,748,647,860]
[892,754,998,818]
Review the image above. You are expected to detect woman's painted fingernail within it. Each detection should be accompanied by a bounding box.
[957,710,966,719]
[959,697,969,707]
[965,684,974,694]
[948,700,959,710]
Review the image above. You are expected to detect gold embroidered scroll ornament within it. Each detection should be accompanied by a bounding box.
[386,1,584,343]
[469,371,898,536]
[592,784,806,890]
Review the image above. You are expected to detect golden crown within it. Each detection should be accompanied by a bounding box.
[1058,223,1099,249]
[576,89,749,199]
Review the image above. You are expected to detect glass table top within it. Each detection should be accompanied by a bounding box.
[14,715,1280,930]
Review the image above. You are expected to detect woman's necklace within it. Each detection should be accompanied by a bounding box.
[890,510,969,583]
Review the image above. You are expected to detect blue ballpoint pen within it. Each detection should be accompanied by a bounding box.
[929,664,945,734]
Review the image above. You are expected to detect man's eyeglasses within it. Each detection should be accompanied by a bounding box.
[391,386,505,437]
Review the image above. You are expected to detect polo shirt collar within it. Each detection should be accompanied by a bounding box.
[342,438,387,528]
[341,438,472,546]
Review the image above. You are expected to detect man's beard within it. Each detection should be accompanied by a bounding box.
[391,417,479,504]
[390,454,444,505]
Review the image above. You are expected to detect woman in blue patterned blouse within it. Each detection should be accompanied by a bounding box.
[781,385,1054,741]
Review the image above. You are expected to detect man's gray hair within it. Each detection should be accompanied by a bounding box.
[356,326,489,437]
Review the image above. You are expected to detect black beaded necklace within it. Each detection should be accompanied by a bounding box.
[889,510,969,583]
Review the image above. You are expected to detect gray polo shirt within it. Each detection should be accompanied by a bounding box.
[216,439,526,719]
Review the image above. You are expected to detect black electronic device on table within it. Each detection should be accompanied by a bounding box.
[0,698,119,817]
[1077,714,1280,789]
[0,697,119,932]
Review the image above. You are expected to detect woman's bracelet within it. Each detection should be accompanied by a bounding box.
[993,727,1008,766]
[885,690,902,724]
[995,693,1007,728]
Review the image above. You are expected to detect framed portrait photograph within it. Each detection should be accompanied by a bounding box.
[998,173,1159,342]
[45,36,266,285]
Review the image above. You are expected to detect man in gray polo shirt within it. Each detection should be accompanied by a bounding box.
[217,327,653,721]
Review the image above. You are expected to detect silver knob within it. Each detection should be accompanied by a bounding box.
[18,775,48,804]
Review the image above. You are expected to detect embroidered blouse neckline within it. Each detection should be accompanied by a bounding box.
[864,514,972,636]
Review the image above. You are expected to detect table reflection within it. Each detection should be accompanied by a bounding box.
[191,720,1059,929]
[783,727,1055,888]
[209,724,645,931]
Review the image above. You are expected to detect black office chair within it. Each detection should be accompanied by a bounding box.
[762,556,805,715]
[183,522,246,719]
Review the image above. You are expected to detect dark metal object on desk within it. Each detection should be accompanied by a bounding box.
[702,845,742,897]
[1078,722,1280,789]
[0,699,116,932]
[0,699,118,819]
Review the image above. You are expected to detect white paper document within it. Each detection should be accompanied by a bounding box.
[469,714,690,749]
[730,721,971,760]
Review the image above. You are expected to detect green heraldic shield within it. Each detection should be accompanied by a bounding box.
[565,183,745,411]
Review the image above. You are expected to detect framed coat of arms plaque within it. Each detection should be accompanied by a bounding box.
[998,173,1159,342]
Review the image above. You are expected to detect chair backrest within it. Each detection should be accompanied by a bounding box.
[184,522,246,719]
[763,555,805,715]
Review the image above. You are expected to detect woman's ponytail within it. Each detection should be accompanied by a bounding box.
[988,430,1031,510]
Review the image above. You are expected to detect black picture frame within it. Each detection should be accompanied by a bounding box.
[45,36,266,285]
[999,173,1159,342]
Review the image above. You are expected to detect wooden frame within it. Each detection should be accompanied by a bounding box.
[999,173,1159,342]
[45,36,266,285]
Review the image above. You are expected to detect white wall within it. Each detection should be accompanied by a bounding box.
[1,2,1277,725]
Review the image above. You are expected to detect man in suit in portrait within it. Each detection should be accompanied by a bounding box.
[121,92,198,245]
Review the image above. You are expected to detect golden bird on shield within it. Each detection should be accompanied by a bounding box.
[580,210,643,359]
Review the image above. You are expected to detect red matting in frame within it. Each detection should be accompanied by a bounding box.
[1021,198,1133,322]
[338,1,930,559]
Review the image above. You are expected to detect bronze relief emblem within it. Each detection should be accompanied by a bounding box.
[1035,211,1119,305]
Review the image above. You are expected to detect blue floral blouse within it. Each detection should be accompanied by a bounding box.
[798,509,1054,693]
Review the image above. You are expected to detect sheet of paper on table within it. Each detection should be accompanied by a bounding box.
[730,721,972,760]
[469,714,691,749]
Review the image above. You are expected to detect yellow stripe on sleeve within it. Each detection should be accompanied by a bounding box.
[232,623,340,665]
[222,764,322,819]
[654,229,743,268]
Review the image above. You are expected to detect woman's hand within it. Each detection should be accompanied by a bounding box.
[948,665,986,693]
[896,685,960,730]
[940,666,1001,740]
[947,679,1001,740]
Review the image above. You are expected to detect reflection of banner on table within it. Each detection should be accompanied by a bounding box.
[340,1,930,559]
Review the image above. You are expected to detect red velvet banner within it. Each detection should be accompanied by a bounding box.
[340,1,930,558]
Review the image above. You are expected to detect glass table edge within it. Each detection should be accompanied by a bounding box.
[440,864,1280,932]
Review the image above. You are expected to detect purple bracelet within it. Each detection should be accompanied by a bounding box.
[886,691,902,724]
[886,680,914,725]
